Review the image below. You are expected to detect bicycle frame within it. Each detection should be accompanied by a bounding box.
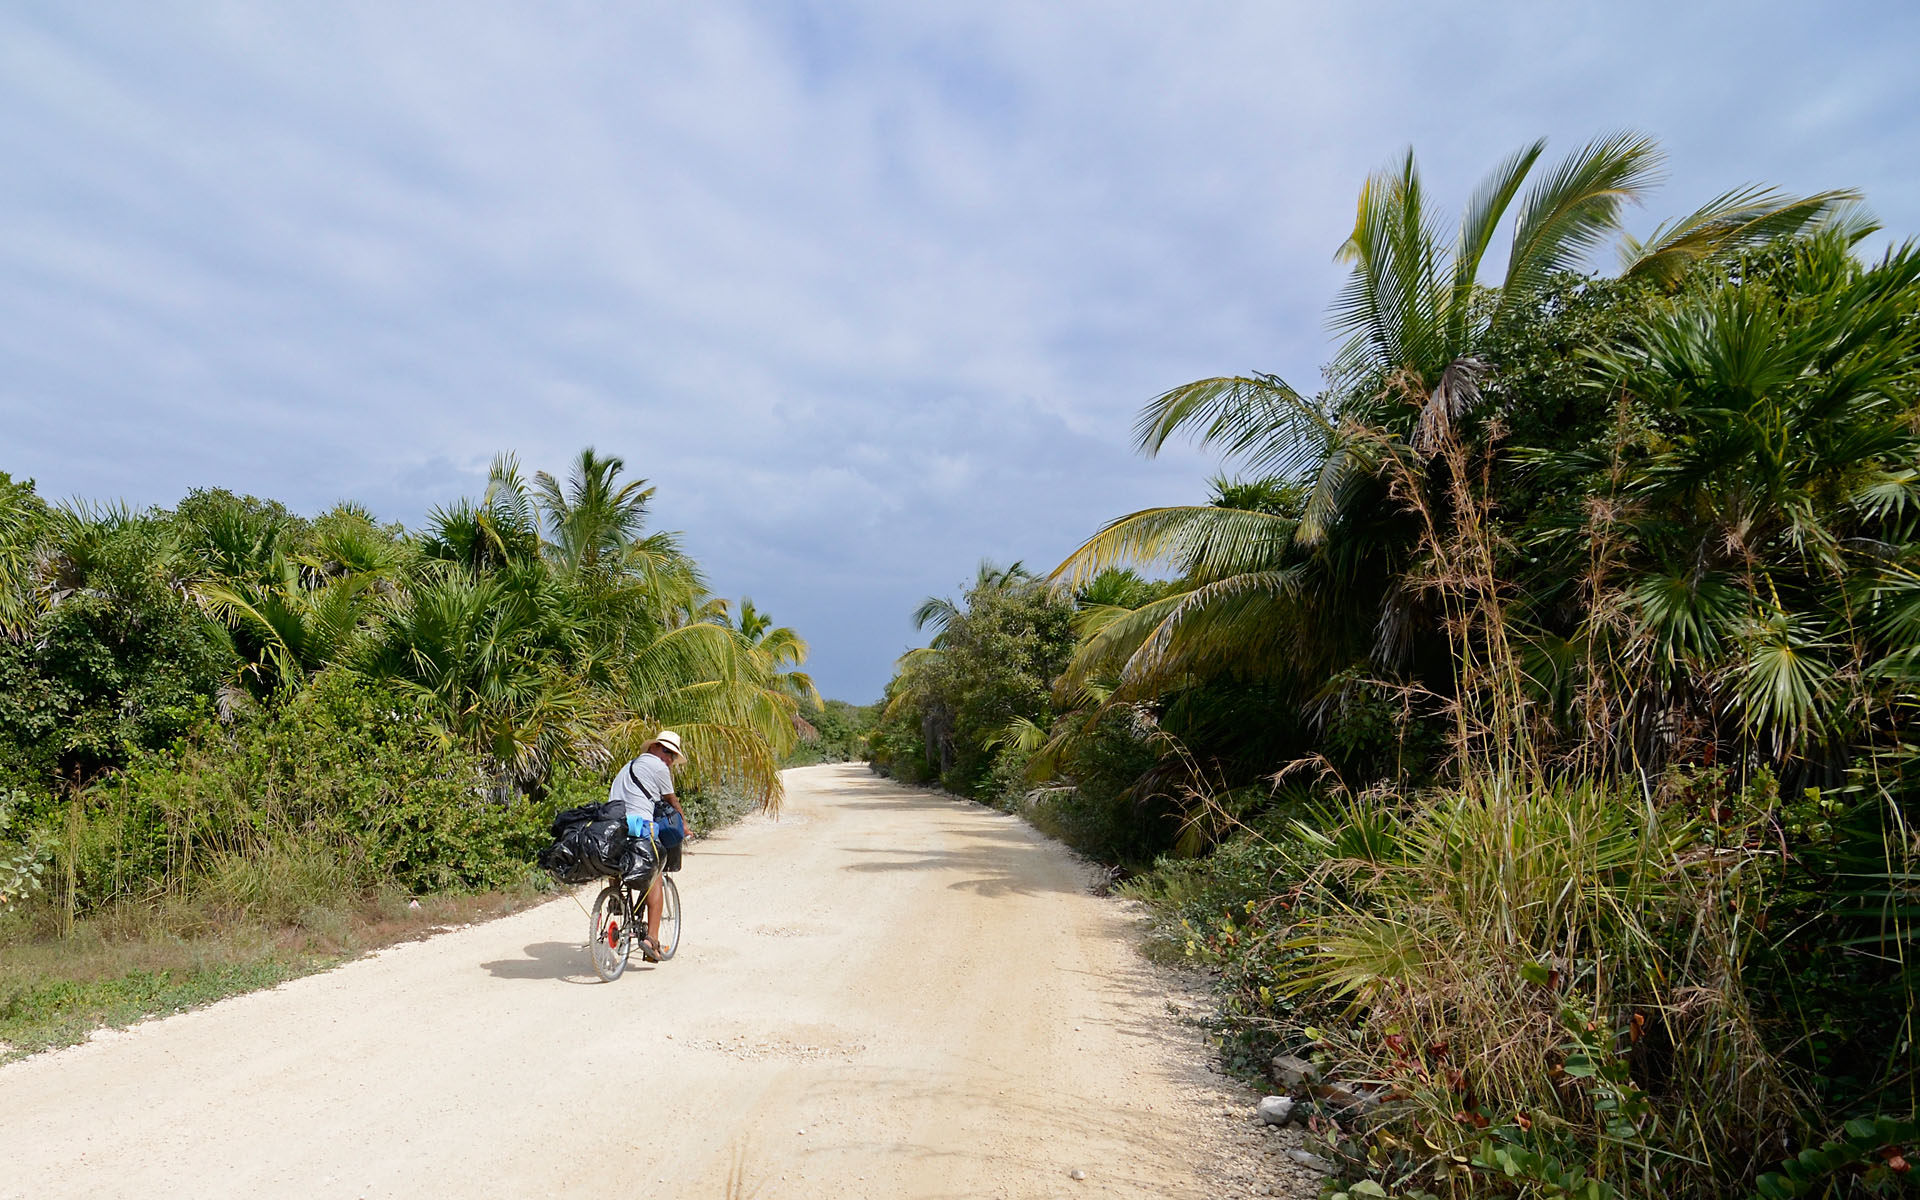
[588,844,680,981]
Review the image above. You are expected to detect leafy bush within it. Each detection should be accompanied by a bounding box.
[677,781,759,832]
[49,670,544,915]
[1122,813,1322,1075]
[0,568,230,801]
[0,788,52,909]
[871,567,1074,796]
[786,698,877,765]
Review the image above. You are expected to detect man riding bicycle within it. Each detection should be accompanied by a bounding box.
[608,730,690,962]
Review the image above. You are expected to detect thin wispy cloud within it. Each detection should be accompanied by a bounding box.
[2,1,1914,697]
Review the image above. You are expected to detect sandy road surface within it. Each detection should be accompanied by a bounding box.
[0,764,1290,1199]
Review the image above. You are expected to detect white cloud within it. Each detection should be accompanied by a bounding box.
[1,0,1915,697]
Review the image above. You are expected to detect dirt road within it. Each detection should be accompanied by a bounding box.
[0,764,1296,1199]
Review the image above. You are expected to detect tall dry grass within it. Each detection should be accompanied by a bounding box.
[1292,777,1794,1196]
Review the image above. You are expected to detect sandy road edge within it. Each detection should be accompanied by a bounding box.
[858,769,1331,1197]
[0,886,575,1070]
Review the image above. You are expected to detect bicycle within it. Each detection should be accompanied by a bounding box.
[588,842,681,982]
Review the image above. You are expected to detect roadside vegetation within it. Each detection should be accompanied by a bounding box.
[0,449,806,1058]
[785,697,879,766]
[873,136,1918,1198]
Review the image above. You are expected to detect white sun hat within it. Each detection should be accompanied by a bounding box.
[650,729,685,758]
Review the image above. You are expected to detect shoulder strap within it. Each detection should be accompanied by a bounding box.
[625,758,658,803]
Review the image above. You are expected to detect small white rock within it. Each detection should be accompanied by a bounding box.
[1256,1095,1295,1126]
[1068,1168,1087,1181]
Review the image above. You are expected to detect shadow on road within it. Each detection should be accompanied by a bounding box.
[839,833,1086,899]
[479,942,602,984]
[828,797,972,812]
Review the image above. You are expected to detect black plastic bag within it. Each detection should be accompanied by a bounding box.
[621,838,658,884]
[549,799,621,840]
[537,832,598,884]
[538,807,630,884]
[578,819,630,878]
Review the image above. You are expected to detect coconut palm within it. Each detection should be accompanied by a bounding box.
[914,561,1032,646]
[1052,136,1854,714]
[602,617,803,804]
[729,597,821,708]
[533,447,655,577]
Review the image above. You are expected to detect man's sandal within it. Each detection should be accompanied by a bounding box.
[637,936,662,963]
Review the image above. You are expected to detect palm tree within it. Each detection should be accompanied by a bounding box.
[601,617,804,804]
[729,597,821,708]
[195,504,410,696]
[0,474,48,638]
[1543,232,1920,776]
[533,448,655,577]
[419,455,542,574]
[358,448,803,806]
[352,565,590,780]
[196,558,380,696]
[1052,136,1854,724]
[914,560,1032,646]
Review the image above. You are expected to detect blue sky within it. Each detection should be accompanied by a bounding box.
[2,2,1916,701]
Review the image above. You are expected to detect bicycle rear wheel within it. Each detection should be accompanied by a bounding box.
[589,883,630,981]
[654,875,681,961]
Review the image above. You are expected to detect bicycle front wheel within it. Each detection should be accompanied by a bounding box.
[589,883,630,982]
[654,875,681,961]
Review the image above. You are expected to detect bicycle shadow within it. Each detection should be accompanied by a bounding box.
[479,941,606,984]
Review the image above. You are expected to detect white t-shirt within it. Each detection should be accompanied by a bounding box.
[609,753,674,824]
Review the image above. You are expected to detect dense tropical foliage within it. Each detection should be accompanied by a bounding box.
[875,137,1917,1197]
[0,449,809,926]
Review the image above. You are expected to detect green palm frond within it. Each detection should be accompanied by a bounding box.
[1298,429,1388,546]
[0,479,48,637]
[1630,570,1748,666]
[1619,187,1862,288]
[534,447,656,576]
[984,715,1049,755]
[1448,140,1547,351]
[1497,131,1664,322]
[1051,505,1296,588]
[195,579,306,688]
[1133,374,1326,477]
[1117,569,1307,693]
[1849,468,1920,521]
[912,594,961,637]
[1332,148,1448,382]
[1731,611,1842,750]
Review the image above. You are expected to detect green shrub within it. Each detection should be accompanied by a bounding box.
[0,788,52,909]
[1288,776,1794,1198]
[678,780,758,832]
[785,698,876,765]
[1023,784,1178,868]
[47,670,545,915]
[1123,811,1325,1075]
